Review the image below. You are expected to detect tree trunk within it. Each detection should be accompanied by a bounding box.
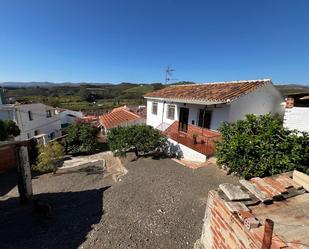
[134,148,139,157]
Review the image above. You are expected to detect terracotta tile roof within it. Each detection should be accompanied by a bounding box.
[144,79,271,103]
[99,107,142,129]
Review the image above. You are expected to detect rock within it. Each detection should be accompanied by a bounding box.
[219,183,250,201]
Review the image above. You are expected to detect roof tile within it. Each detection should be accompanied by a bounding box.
[144,79,271,102]
[99,107,142,129]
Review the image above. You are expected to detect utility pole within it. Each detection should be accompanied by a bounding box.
[16,144,33,203]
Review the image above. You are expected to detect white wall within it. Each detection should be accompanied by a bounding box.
[146,99,229,131]
[228,83,284,123]
[284,107,309,132]
[168,138,207,162]
[59,109,84,125]
[14,103,62,141]
[146,99,178,128]
[0,109,14,120]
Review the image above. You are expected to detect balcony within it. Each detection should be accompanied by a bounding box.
[163,121,221,157]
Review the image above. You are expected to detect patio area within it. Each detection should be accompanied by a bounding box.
[164,121,221,157]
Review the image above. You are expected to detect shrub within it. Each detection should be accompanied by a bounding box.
[108,124,167,157]
[33,142,65,173]
[216,114,309,179]
[0,120,20,141]
[64,123,98,154]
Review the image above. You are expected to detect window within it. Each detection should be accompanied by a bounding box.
[28,111,33,121]
[34,130,39,136]
[50,132,55,140]
[46,110,52,118]
[27,133,31,139]
[166,105,175,120]
[152,102,158,115]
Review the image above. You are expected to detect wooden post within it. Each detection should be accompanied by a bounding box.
[262,219,274,249]
[16,145,33,203]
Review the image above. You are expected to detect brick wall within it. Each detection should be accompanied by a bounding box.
[195,172,308,249]
[164,121,221,156]
[0,140,36,172]
[0,146,17,172]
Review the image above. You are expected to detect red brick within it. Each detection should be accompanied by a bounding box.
[263,177,288,194]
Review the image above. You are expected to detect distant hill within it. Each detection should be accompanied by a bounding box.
[0,82,113,88]
[275,84,309,96]
[2,81,309,98]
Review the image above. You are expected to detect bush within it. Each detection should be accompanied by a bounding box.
[33,142,65,173]
[108,124,167,157]
[0,120,20,141]
[64,123,98,154]
[216,114,309,179]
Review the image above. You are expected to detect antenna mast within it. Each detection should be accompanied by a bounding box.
[165,65,176,84]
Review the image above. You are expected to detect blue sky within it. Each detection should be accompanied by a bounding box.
[0,0,309,84]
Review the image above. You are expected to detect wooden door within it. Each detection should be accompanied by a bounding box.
[198,109,212,129]
[178,107,189,132]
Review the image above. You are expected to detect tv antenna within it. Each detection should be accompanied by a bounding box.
[165,65,177,84]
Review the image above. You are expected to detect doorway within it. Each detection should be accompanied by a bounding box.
[178,107,189,132]
[198,109,212,129]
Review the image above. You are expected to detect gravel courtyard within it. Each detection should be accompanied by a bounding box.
[0,155,238,249]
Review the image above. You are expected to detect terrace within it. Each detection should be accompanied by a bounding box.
[163,121,221,157]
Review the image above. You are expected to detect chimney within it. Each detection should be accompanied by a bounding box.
[285,97,294,109]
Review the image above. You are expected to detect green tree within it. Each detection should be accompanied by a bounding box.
[33,142,65,173]
[0,120,20,141]
[79,85,89,101]
[108,124,167,157]
[64,123,98,154]
[216,114,309,179]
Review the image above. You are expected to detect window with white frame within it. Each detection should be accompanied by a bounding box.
[152,102,158,115]
[166,105,175,120]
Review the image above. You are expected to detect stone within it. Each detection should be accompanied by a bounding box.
[224,201,250,213]
[219,183,250,201]
[240,179,272,203]
[293,170,309,192]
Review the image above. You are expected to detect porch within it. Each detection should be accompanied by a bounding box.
[163,121,221,157]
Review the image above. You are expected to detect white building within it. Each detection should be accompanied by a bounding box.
[55,108,84,128]
[284,93,309,132]
[144,79,284,162]
[0,103,62,141]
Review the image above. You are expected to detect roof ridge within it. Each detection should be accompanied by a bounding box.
[169,78,271,87]
[121,108,141,118]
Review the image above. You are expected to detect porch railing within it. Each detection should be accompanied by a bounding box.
[163,121,221,157]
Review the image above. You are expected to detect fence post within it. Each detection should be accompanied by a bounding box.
[16,145,33,203]
[262,219,274,249]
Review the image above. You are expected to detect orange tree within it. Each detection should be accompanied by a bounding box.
[216,114,309,179]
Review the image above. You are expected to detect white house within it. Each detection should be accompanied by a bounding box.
[284,93,309,133]
[0,103,62,142]
[144,79,284,162]
[55,108,84,128]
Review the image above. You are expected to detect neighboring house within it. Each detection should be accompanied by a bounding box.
[55,108,84,128]
[99,106,145,134]
[144,79,284,162]
[0,103,62,142]
[284,93,309,132]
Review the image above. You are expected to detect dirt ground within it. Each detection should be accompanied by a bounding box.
[0,154,238,249]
